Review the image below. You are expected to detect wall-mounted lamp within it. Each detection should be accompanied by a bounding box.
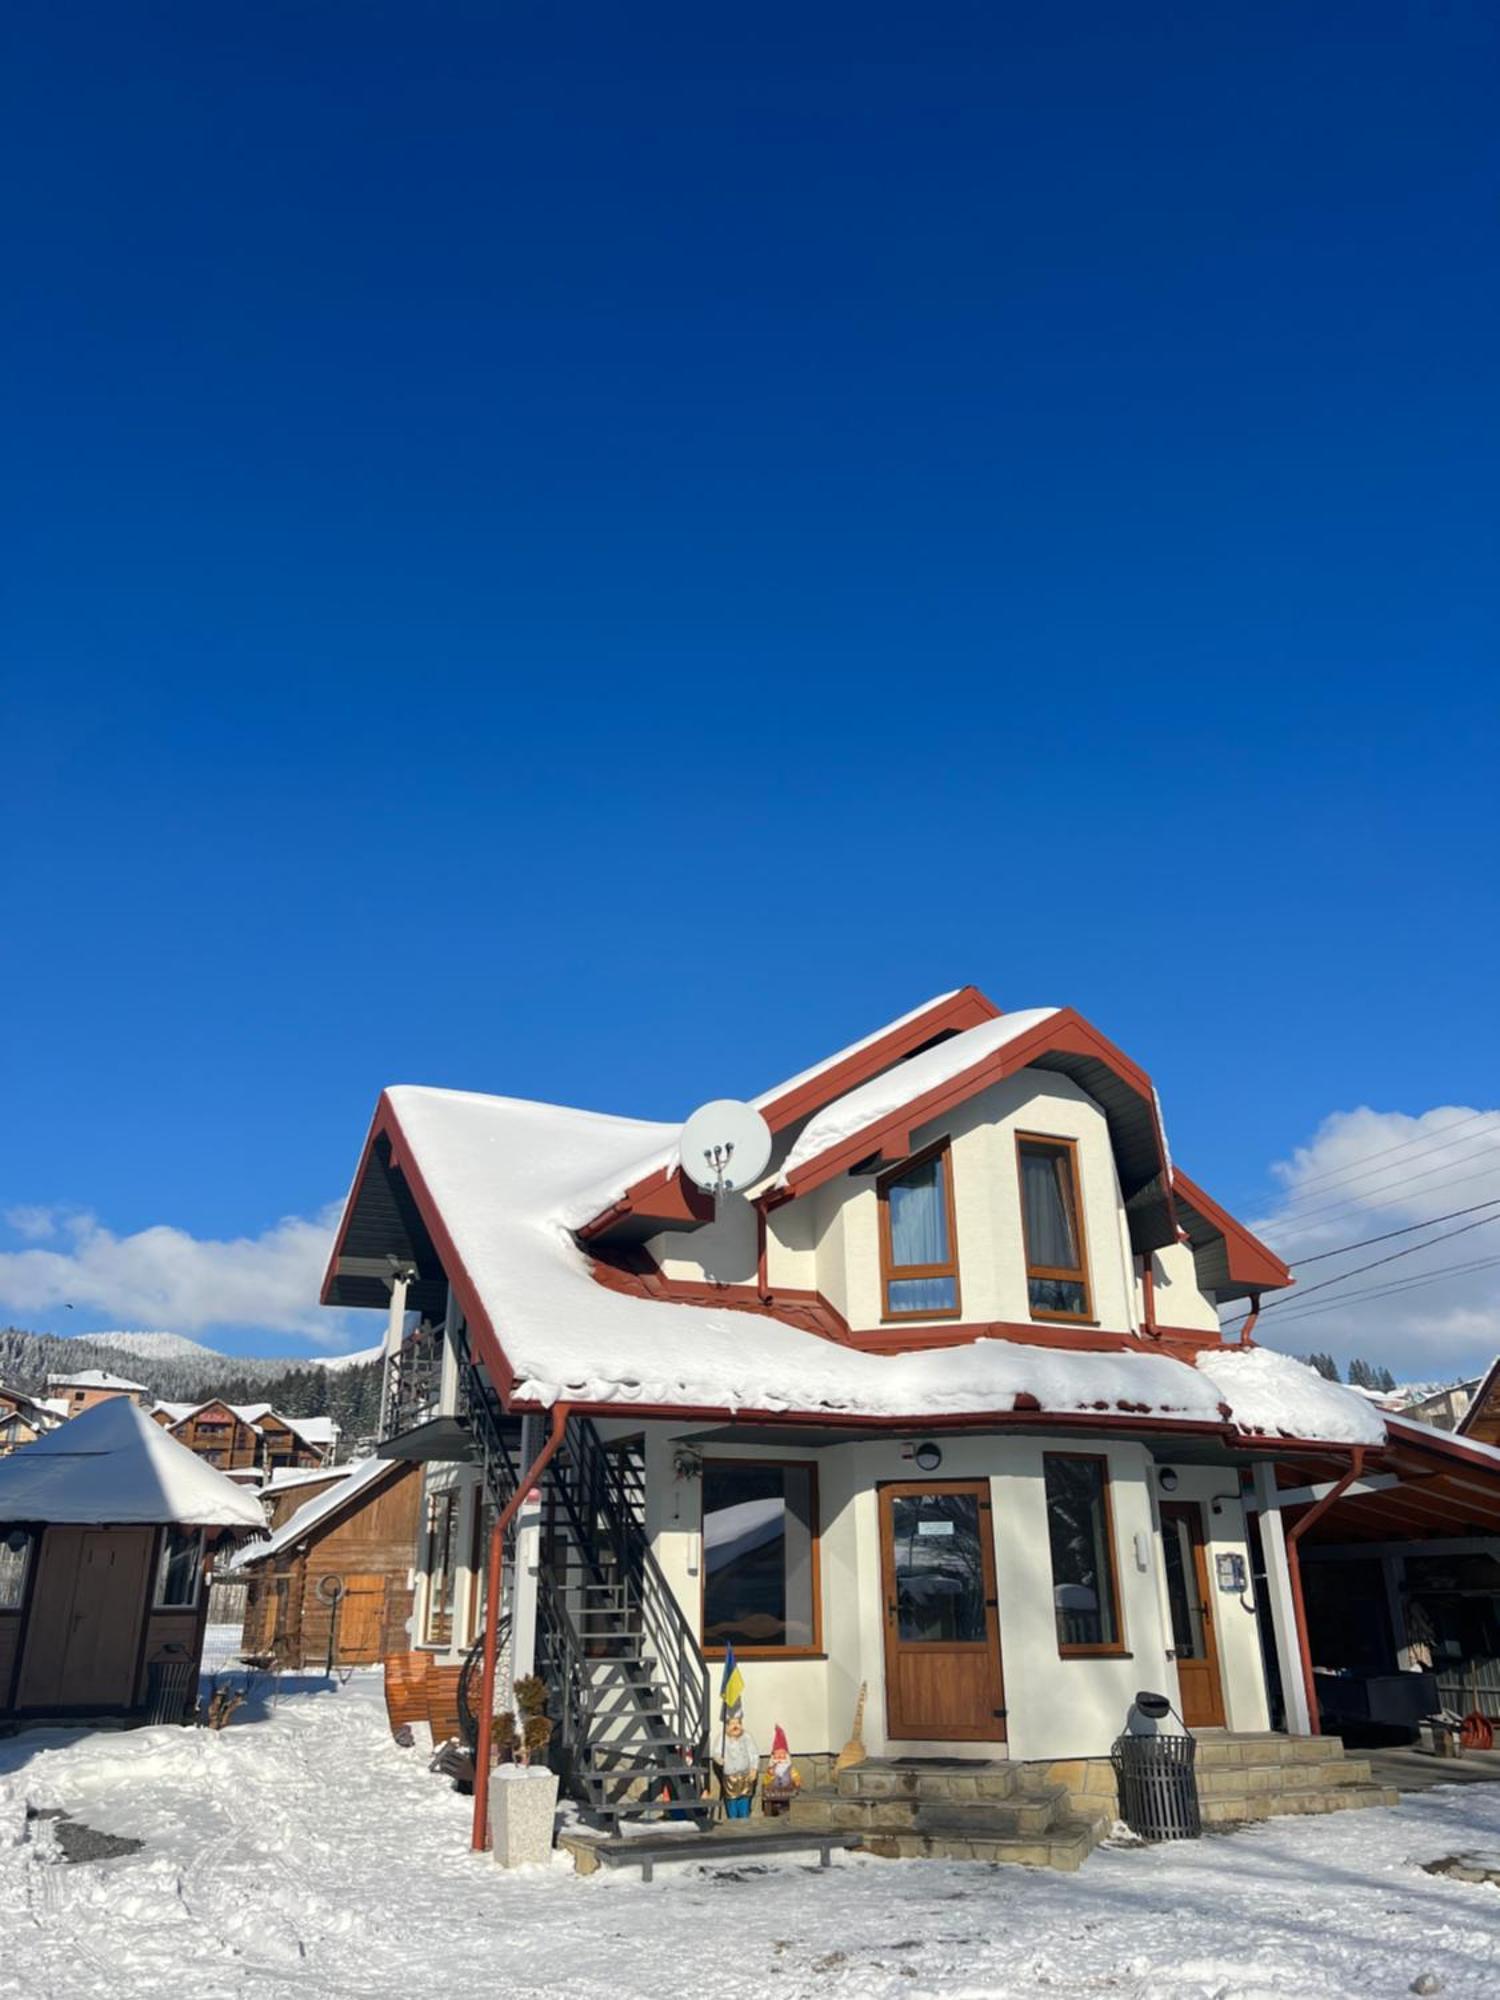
[912,1441,943,1474]
[1157,1468,1179,1492]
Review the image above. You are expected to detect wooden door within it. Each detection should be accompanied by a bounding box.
[1161,1502,1226,1727]
[334,1574,388,1663]
[18,1528,153,1711]
[879,1482,1006,1743]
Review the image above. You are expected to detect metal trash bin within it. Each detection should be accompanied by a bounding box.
[145,1658,198,1726]
[1111,1691,1200,1841]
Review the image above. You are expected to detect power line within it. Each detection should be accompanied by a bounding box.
[1266,1108,1496,1200]
[1260,1140,1500,1233]
[1224,1206,1500,1328]
[1286,1197,1500,1267]
[1255,1253,1500,1331]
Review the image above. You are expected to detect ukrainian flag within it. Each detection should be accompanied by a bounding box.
[719,1643,744,1712]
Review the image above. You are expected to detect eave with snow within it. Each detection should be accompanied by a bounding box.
[318,986,1500,1846]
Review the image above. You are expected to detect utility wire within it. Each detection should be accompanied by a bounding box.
[1223,1207,1500,1328]
[1258,1140,1500,1232]
[1285,1197,1500,1267]
[1258,1253,1500,1331]
[1215,1108,1496,1215]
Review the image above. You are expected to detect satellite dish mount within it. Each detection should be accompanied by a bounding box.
[677,1099,773,1200]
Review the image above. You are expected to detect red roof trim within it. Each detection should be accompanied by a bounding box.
[576,986,1000,1240]
[1169,1169,1293,1293]
[1456,1356,1500,1438]
[780,1008,1166,1199]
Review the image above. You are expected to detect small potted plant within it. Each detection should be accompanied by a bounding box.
[488,1675,560,1867]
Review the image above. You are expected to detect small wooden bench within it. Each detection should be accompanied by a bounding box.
[561,1823,857,1883]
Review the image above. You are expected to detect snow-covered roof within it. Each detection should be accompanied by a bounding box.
[264,1463,348,1495]
[777,1009,1061,1183]
[279,1414,338,1448]
[229,1457,393,1568]
[0,1398,268,1529]
[46,1368,148,1392]
[365,1084,1382,1444]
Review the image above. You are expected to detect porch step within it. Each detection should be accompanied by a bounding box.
[791,1786,1066,1840]
[1195,1733,1348,1769]
[1200,1782,1399,1826]
[859,1813,1105,1871]
[836,1759,1020,1804]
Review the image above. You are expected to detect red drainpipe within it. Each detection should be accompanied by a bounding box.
[1283,1444,1366,1738]
[1236,1292,1262,1347]
[470,1403,572,1852]
[1140,1257,1159,1338]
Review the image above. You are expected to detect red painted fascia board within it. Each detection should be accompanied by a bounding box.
[1170,1169,1293,1293]
[321,1092,517,1405]
[1456,1357,1500,1438]
[576,985,1000,1240]
[781,1009,1164,1199]
[1385,1413,1500,1478]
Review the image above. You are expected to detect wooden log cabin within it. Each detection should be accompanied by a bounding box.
[151,1399,338,1476]
[0,1399,265,1725]
[231,1457,421,1669]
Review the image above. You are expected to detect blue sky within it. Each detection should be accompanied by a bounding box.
[2,3,1496,1365]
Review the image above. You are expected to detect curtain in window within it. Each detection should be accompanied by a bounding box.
[889,1158,949,1265]
[1021,1148,1079,1269]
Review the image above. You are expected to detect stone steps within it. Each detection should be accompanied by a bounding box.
[1200,1783,1399,1827]
[791,1784,1069,1841]
[858,1814,1104,1872]
[835,1760,1021,1804]
[790,1759,1107,1870]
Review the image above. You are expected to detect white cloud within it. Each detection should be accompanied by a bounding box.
[1245,1105,1500,1382]
[0,1202,359,1345]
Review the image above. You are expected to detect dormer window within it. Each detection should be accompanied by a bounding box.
[878,1142,960,1319]
[1018,1135,1092,1321]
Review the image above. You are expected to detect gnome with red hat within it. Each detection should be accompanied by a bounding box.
[762,1725,802,1815]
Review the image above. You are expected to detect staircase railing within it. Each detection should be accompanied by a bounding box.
[454,1339,710,1811]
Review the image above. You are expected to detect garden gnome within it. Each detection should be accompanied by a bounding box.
[762,1724,801,1816]
[720,1708,759,1819]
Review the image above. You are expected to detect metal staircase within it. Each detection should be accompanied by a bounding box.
[458,1341,713,1827]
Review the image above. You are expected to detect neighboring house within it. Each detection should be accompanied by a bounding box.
[46,1369,150,1416]
[230,1457,421,1668]
[320,986,1500,1858]
[1402,1379,1482,1432]
[0,1399,264,1723]
[1457,1358,1500,1448]
[151,1400,340,1474]
[0,1385,66,1456]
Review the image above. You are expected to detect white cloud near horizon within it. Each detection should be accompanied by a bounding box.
[0,1201,363,1346]
[1246,1104,1500,1382]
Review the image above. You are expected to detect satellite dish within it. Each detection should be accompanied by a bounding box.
[678,1099,773,1195]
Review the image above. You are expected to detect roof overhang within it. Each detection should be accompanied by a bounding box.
[1169,1169,1292,1299]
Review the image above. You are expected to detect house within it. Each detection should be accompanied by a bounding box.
[320,987,1500,1860]
[0,1385,66,1456]
[0,1398,265,1724]
[1402,1378,1482,1431]
[45,1368,150,1416]
[1457,1358,1500,1448]
[151,1400,340,1475]
[230,1457,421,1668]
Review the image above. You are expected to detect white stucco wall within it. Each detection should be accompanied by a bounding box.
[1147,1240,1223,1333]
[1150,1461,1270,1733]
[631,1422,1265,1766]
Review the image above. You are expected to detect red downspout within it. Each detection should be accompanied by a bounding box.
[1283,1443,1365,1738]
[756,1204,772,1304]
[1237,1292,1262,1348]
[470,1403,571,1852]
[1140,1257,1159,1338]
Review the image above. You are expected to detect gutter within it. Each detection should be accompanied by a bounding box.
[470,1403,572,1853]
[1283,1443,1366,1737]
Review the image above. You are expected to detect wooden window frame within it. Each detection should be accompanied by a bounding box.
[1042,1451,1127,1658]
[700,1456,824,1661]
[1016,1132,1094,1324]
[877,1139,962,1323]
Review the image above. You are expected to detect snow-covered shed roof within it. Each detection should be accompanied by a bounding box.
[0,1398,268,1529]
[46,1368,148,1393]
[324,1080,1381,1446]
[229,1457,395,1569]
[279,1414,338,1449]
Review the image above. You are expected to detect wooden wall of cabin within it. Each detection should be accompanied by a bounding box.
[241,1464,421,1667]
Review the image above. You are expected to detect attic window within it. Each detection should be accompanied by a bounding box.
[155,1526,203,1609]
[1018,1135,1092,1321]
[878,1142,960,1319]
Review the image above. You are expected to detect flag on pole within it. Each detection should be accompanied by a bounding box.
[719,1643,744,1712]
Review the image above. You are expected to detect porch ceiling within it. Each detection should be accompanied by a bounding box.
[1280,1427,1500,1545]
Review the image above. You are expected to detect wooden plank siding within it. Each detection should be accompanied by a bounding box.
[240,1462,421,1668]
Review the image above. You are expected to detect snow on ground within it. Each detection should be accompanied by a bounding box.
[2,1674,1499,2000]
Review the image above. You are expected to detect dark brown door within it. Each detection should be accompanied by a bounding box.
[1161,1502,1226,1727]
[879,1482,1006,1742]
[18,1527,153,1711]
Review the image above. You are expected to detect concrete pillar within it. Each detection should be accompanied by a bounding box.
[1250,1463,1312,1736]
[508,1413,544,1688]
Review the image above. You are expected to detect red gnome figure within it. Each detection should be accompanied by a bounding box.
[762,1724,801,1816]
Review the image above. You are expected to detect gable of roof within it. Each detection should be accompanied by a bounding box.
[229,1456,402,1569]
[1457,1355,1500,1440]
[46,1368,148,1393]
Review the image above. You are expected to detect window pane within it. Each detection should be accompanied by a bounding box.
[888,1157,949,1267]
[424,1493,459,1646]
[1162,1516,1207,1659]
[0,1531,32,1610]
[1044,1457,1118,1649]
[703,1463,815,1649]
[1028,1276,1088,1316]
[1021,1146,1080,1270]
[156,1526,201,1608]
[887,1275,958,1314]
[890,1493,987,1642]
